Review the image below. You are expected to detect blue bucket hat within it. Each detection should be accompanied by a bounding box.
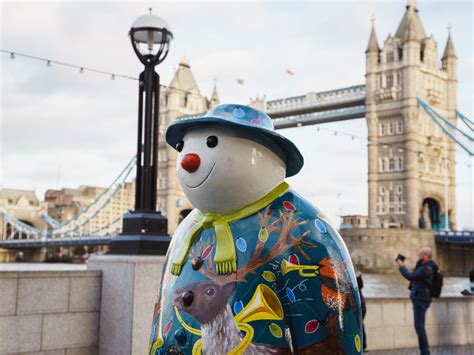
[165,104,304,177]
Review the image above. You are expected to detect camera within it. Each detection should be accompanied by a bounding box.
[395,254,406,262]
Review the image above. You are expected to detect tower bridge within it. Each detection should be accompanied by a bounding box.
[267,85,367,129]
[0,1,472,259]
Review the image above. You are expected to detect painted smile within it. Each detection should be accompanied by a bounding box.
[184,163,216,189]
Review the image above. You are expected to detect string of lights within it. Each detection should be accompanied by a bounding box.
[2,49,472,169]
[313,125,472,168]
[1,49,205,97]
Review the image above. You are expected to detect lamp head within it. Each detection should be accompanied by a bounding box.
[129,11,173,66]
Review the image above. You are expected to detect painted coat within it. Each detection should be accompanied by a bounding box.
[149,186,362,354]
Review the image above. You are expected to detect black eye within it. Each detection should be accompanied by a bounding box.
[176,141,184,152]
[206,136,218,148]
[205,288,215,297]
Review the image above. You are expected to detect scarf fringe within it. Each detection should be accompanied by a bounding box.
[216,260,237,275]
[171,264,182,276]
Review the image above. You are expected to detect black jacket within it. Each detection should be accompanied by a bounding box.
[399,260,436,302]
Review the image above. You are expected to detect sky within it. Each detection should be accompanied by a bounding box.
[0,0,472,229]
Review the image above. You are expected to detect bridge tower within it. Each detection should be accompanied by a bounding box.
[157,58,220,233]
[365,0,457,230]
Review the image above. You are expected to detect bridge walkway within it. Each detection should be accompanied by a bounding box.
[370,345,474,354]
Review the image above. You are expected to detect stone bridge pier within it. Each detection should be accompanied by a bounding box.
[341,228,473,276]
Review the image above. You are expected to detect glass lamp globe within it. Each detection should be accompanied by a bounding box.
[130,12,173,65]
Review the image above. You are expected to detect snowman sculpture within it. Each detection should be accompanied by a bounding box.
[149,104,362,355]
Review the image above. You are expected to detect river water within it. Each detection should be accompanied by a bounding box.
[0,263,470,298]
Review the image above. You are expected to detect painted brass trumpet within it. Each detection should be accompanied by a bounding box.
[281,259,320,277]
[234,283,284,324]
[230,284,283,354]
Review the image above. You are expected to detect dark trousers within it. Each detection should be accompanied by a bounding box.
[412,300,431,355]
[361,303,367,350]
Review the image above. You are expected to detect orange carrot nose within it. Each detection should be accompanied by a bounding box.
[181,153,201,173]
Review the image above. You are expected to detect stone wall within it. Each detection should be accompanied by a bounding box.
[87,255,166,355]
[0,270,101,354]
[340,228,473,276]
[365,296,474,350]
[436,244,474,277]
[1,266,473,353]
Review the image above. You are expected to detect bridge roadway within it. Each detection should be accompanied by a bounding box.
[266,84,366,115]
[268,85,366,128]
[0,235,112,249]
[435,230,474,246]
[272,105,366,129]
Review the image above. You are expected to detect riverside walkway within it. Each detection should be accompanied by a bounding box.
[371,345,474,354]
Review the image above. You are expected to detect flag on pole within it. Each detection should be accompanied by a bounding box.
[286,69,295,76]
[236,79,244,85]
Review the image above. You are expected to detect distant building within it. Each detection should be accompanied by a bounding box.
[0,188,47,238]
[45,183,134,234]
[157,57,220,233]
[365,1,457,230]
[340,215,369,230]
[45,186,104,222]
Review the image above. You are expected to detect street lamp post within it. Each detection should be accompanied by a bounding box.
[109,10,173,255]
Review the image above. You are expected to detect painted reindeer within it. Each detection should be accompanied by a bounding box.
[172,206,352,354]
[174,281,286,354]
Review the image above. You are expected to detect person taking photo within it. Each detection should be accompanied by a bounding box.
[396,247,437,355]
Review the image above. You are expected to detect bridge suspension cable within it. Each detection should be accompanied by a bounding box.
[41,213,62,229]
[456,110,474,132]
[0,155,137,245]
[417,97,473,156]
[417,99,472,142]
[0,209,45,240]
[51,155,136,237]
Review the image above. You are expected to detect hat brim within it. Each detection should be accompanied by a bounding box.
[165,117,304,177]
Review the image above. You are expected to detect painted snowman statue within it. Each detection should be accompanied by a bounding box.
[149,104,362,355]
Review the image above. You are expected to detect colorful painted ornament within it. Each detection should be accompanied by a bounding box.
[289,253,300,265]
[315,218,328,233]
[268,323,283,338]
[258,227,269,242]
[283,201,296,211]
[163,321,172,336]
[261,270,276,282]
[286,287,296,304]
[236,238,247,252]
[233,300,244,315]
[355,334,361,352]
[174,328,187,345]
[201,245,213,260]
[305,320,320,334]
[191,256,203,270]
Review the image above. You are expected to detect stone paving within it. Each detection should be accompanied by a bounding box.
[369,345,474,354]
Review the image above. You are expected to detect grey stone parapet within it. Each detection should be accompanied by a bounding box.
[1,266,472,353]
[87,254,166,355]
[0,269,101,354]
[365,296,474,350]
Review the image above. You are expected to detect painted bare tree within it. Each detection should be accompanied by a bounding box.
[174,206,348,354]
